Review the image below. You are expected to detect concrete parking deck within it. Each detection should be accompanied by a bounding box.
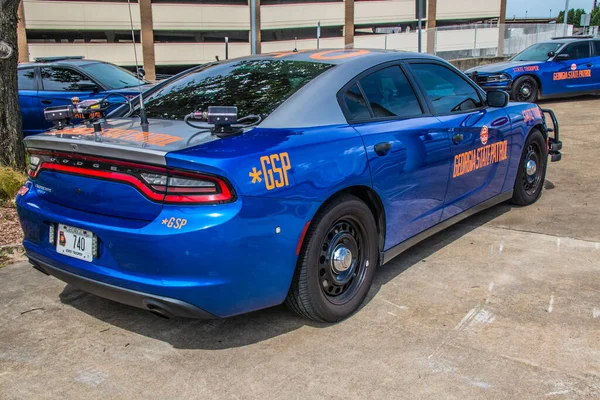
[1,97,599,399]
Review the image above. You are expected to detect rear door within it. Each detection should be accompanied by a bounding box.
[551,41,596,95]
[38,66,101,130]
[341,63,452,250]
[18,66,44,136]
[407,61,512,221]
[592,40,600,91]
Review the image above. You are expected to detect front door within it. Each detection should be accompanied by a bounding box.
[341,65,452,250]
[407,61,512,221]
[549,41,596,95]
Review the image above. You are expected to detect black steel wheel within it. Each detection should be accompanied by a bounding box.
[285,194,379,322]
[511,76,539,103]
[511,129,547,206]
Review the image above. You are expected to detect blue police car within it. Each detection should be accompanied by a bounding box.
[18,56,153,136]
[466,37,600,102]
[16,49,562,322]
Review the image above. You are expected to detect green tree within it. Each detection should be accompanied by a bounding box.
[557,8,587,27]
[0,0,25,169]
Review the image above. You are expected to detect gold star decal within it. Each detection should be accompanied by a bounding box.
[249,167,263,184]
[162,219,168,225]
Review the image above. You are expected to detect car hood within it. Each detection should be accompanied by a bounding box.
[104,83,155,96]
[466,61,544,75]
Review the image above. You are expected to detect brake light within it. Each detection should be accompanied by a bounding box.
[26,150,235,204]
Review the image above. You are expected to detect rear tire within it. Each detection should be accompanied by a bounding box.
[511,76,539,103]
[511,129,547,206]
[285,194,379,322]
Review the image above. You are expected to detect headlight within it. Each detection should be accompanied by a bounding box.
[484,73,511,83]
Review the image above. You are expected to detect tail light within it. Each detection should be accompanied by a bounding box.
[26,150,235,204]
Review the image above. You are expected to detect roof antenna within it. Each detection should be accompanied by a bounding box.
[127,0,149,131]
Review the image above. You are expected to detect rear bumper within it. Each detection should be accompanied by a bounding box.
[16,189,318,318]
[29,255,215,319]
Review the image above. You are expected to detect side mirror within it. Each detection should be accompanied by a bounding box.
[547,51,556,58]
[487,90,510,108]
[77,83,99,92]
[555,53,570,61]
[137,67,146,79]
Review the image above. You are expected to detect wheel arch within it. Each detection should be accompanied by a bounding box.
[514,74,543,97]
[301,185,386,255]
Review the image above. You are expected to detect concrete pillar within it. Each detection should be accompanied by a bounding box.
[251,0,261,54]
[344,0,355,48]
[17,1,28,63]
[426,0,437,54]
[498,0,507,57]
[139,0,156,81]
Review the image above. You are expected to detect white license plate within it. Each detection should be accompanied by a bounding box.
[56,224,94,262]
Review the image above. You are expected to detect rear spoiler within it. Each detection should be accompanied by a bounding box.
[24,135,167,166]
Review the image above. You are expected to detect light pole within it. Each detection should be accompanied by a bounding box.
[563,0,570,36]
[550,9,552,20]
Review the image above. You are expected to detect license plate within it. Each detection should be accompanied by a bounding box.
[56,224,94,262]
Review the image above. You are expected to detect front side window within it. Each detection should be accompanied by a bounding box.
[18,68,36,91]
[594,41,600,56]
[410,63,483,115]
[40,67,97,92]
[357,66,423,119]
[559,42,591,60]
[142,60,333,120]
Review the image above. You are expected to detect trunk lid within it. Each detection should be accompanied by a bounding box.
[25,118,220,221]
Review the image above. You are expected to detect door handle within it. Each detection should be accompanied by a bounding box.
[374,142,392,156]
[452,133,464,144]
[41,99,52,105]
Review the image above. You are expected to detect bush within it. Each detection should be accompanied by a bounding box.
[0,167,27,201]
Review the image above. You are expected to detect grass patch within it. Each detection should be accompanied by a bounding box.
[0,167,27,202]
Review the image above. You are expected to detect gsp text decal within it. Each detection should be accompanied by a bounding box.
[453,141,509,178]
[249,152,292,190]
[162,217,187,230]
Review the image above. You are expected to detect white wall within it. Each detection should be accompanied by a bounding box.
[152,3,249,30]
[23,0,141,30]
[437,0,500,20]
[28,43,143,65]
[261,3,344,29]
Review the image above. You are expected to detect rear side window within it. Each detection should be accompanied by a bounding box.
[18,68,36,91]
[410,63,483,115]
[343,84,370,121]
[560,42,591,59]
[40,67,96,91]
[358,66,423,118]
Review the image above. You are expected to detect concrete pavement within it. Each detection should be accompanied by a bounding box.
[1,97,599,399]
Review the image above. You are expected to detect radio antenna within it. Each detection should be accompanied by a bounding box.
[127,0,149,131]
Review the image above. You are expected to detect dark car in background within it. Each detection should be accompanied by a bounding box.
[18,56,153,136]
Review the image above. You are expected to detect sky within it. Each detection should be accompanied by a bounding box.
[506,0,595,18]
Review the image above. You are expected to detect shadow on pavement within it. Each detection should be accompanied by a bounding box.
[59,203,512,350]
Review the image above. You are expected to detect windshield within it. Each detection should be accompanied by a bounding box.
[511,42,563,61]
[141,59,334,121]
[81,62,146,90]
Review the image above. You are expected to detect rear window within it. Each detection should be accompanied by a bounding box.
[143,60,334,120]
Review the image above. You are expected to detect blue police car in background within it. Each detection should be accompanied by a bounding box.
[466,37,600,102]
[18,56,153,136]
[16,49,562,322]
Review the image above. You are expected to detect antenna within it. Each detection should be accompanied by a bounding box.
[127,0,149,131]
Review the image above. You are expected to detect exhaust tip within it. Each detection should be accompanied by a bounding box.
[145,302,174,319]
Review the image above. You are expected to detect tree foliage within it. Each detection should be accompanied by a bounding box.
[557,8,589,27]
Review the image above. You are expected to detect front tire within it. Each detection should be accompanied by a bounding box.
[511,75,539,103]
[511,129,547,206]
[285,194,379,322]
